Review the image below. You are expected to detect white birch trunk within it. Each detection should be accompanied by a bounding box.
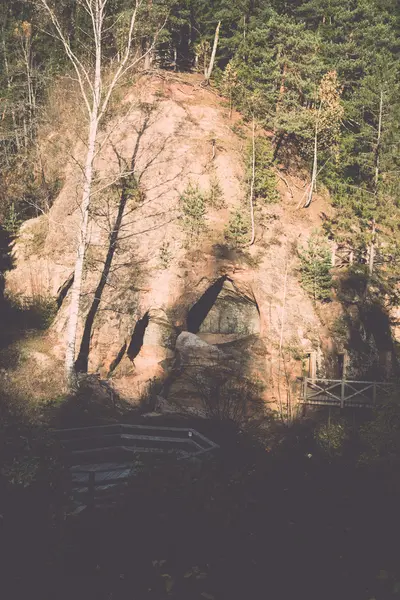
[64,114,98,384]
[304,118,318,208]
[204,21,221,84]
[39,0,166,387]
[368,219,376,276]
[64,3,102,386]
[375,89,383,191]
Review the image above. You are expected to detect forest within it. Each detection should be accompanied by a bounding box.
[1,1,400,599]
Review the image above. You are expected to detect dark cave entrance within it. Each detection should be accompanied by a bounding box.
[186,277,260,344]
[187,278,226,334]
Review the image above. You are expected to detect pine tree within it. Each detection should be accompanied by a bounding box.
[299,233,332,302]
[224,209,249,247]
[179,182,207,239]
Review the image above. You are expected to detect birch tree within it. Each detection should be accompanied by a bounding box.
[204,21,220,84]
[304,71,343,208]
[37,0,165,387]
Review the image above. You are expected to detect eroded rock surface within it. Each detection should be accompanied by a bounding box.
[6,73,327,407]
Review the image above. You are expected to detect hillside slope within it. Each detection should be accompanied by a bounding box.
[6,73,336,410]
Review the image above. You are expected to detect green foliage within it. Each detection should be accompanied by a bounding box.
[299,232,333,302]
[206,173,225,209]
[248,137,279,204]
[359,400,400,467]
[3,202,21,235]
[314,418,350,457]
[159,240,172,269]
[224,209,249,247]
[179,182,208,240]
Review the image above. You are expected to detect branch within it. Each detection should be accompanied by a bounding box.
[38,0,93,114]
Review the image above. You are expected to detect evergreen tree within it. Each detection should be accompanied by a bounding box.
[299,233,333,302]
[225,209,249,247]
[179,182,208,239]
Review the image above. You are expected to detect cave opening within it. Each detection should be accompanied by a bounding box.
[186,277,260,344]
[187,277,226,334]
[127,312,149,361]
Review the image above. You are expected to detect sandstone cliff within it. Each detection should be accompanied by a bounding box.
[6,73,336,413]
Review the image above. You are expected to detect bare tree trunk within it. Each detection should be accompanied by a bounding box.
[249,116,256,246]
[64,114,98,385]
[304,106,320,208]
[1,26,20,152]
[21,36,35,141]
[375,88,383,192]
[144,39,152,70]
[276,62,287,113]
[65,39,101,384]
[39,0,166,388]
[204,21,221,84]
[369,219,376,276]
[76,117,148,372]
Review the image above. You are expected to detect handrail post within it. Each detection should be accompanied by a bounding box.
[88,471,95,511]
[341,378,345,409]
[372,383,377,406]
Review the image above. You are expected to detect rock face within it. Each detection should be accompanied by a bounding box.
[6,73,331,409]
[195,279,260,339]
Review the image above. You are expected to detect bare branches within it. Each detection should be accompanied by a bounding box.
[204,21,221,84]
[38,0,93,114]
[36,0,168,386]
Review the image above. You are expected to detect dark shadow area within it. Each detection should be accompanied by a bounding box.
[0,224,13,303]
[7,400,400,600]
[107,342,127,376]
[0,225,57,358]
[47,375,137,429]
[187,276,226,333]
[4,247,400,600]
[56,273,74,309]
[127,312,149,361]
[336,266,399,379]
[75,113,151,373]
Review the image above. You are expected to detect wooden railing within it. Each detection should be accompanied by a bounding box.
[301,378,395,408]
[71,466,132,512]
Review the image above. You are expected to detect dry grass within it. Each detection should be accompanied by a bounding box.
[38,75,87,188]
[0,334,66,404]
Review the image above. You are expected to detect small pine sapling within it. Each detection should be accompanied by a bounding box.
[299,233,333,302]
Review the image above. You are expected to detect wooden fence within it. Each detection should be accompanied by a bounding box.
[301,378,395,408]
[331,243,399,271]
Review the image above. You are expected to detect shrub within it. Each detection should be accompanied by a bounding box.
[314,418,350,457]
[248,137,279,204]
[299,232,333,302]
[179,182,207,240]
[359,400,400,467]
[224,209,250,247]
[159,241,172,269]
[3,203,21,235]
[206,173,225,209]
